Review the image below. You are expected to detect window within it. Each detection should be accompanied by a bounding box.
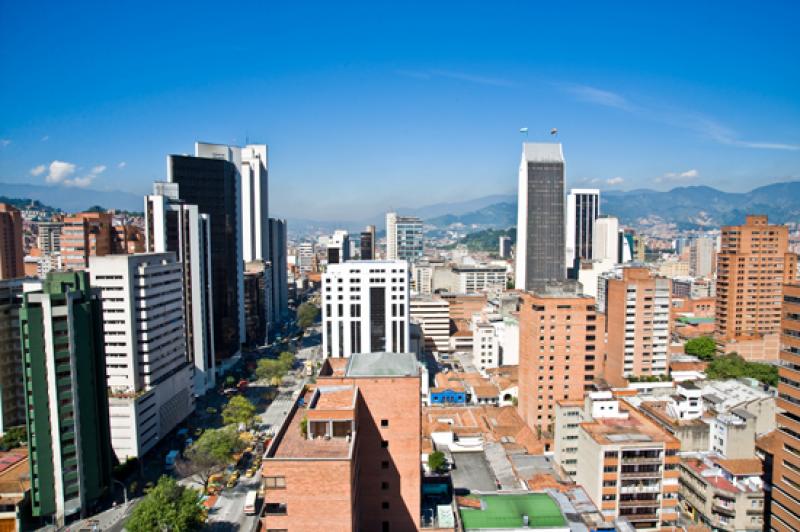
[382,481,389,490]
[264,476,286,489]
[381,419,389,428]
[381,460,389,469]
[381,440,389,449]
[382,501,390,509]
[382,522,390,532]
[265,503,287,515]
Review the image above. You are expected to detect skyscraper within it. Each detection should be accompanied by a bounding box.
[89,253,194,460]
[498,236,512,259]
[20,271,113,525]
[168,143,244,360]
[268,218,288,325]
[360,225,376,260]
[60,212,113,271]
[0,204,24,279]
[297,242,315,273]
[0,278,30,433]
[592,215,620,263]
[145,183,216,392]
[386,212,424,262]
[565,188,600,271]
[240,144,269,262]
[327,229,350,264]
[322,260,409,358]
[689,236,716,278]
[515,143,566,291]
[715,215,797,361]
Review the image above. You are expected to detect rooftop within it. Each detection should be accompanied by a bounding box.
[0,449,29,500]
[344,352,419,377]
[581,399,679,447]
[458,493,567,530]
[522,143,564,164]
[714,458,763,476]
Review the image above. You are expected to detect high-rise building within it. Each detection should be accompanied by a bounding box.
[60,212,113,271]
[518,283,604,437]
[268,218,289,325]
[409,296,450,353]
[566,188,600,271]
[240,144,269,263]
[145,184,216,392]
[360,225,376,260]
[261,352,421,532]
[37,220,62,256]
[715,215,797,361]
[0,279,31,433]
[111,224,145,254]
[327,230,350,264]
[168,143,244,359]
[244,261,269,346]
[322,260,409,358]
[386,212,424,263]
[770,282,800,530]
[0,204,25,279]
[498,235,512,259]
[592,215,619,263]
[89,254,194,460]
[604,267,671,386]
[297,242,315,273]
[20,271,114,525]
[515,143,566,291]
[689,236,716,278]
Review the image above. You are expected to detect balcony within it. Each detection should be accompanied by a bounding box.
[619,513,658,522]
[621,469,662,479]
[621,456,663,465]
[619,498,660,508]
[620,484,660,494]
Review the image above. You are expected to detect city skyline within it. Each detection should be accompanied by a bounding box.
[2,2,800,219]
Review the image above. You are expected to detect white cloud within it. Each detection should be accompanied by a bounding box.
[41,135,49,141]
[656,169,699,183]
[0,139,10,147]
[44,160,105,187]
[606,176,624,186]
[30,164,46,176]
[117,161,127,168]
[563,84,633,111]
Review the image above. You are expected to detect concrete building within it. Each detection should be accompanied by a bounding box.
[592,215,619,263]
[518,284,604,439]
[240,144,269,263]
[498,235,512,259]
[322,260,409,358]
[145,184,216,393]
[690,236,716,278]
[569,391,680,529]
[261,352,421,532]
[604,267,671,386]
[244,261,270,346]
[168,142,244,359]
[679,455,764,531]
[472,313,519,373]
[20,272,114,526]
[515,143,566,290]
[0,279,27,433]
[411,260,437,295]
[60,211,113,271]
[386,212,423,263]
[37,219,62,262]
[566,188,600,272]
[111,224,144,254]
[268,218,289,325]
[297,242,315,273]
[452,264,506,293]
[360,225,376,260]
[0,204,24,280]
[769,282,800,530]
[327,230,350,264]
[89,254,194,460]
[409,296,450,353]
[576,259,615,299]
[715,215,797,361]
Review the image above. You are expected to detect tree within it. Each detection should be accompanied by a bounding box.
[125,476,205,532]
[0,426,26,451]
[176,427,242,490]
[297,302,320,329]
[279,351,295,372]
[685,336,717,361]
[222,395,256,427]
[257,358,288,382]
[428,451,447,473]
[705,353,779,386]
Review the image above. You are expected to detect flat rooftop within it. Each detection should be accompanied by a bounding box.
[581,400,679,447]
[270,391,353,460]
[344,352,419,377]
[459,493,567,530]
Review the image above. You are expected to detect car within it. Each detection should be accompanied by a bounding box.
[231,470,241,480]
[245,467,256,478]
[227,477,238,488]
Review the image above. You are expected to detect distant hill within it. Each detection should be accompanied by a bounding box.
[0,182,143,212]
[428,182,800,231]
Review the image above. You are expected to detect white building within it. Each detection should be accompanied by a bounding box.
[240,144,269,263]
[566,188,600,270]
[145,183,216,393]
[592,215,619,262]
[498,236,512,258]
[452,265,506,293]
[386,212,424,262]
[690,236,716,278]
[327,230,350,264]
[576,258,615,299]
[471,314,519,374]
[297,242,315,273]
[322,260,410,358]
[409,296,450,354]
[89,253,194,461]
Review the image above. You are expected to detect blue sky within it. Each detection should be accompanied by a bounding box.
[1,1,799,220]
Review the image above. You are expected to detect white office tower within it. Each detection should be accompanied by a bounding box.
[327,230,350,264]
[592,215,619,262]
[515,143,566,291]
[297,242,315,273]
[322,260,409,358]
[145,183,216,393]
[498,236,512,259]
[386,212,424,262]
[409,296,450,353]
[565,189,600,270]
[240,145,269,262]
[690,236,716,278]
[89,253,194,461]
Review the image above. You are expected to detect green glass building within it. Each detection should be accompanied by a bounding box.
[20,271,113,525]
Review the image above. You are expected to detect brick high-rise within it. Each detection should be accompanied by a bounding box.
[0,204,24,279]
[518,283,603,440]
[60,212,113,270]
[715,215,797,361]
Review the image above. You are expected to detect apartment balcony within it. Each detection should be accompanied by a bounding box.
[621,456,663,465]
[619,513,659,522]
[620,484,661,494]
[621,469,662,479]
[712,502,736,517]
[619,498,660,508]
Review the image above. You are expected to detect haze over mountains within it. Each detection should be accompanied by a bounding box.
[4,181,800,234]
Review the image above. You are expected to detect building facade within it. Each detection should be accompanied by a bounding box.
[0,279,29,432]
[592,215,619,263]
[360,225,376,260]
[566,188,600,271]
[498,236,512,259]
[409,296,450,354]
[240,144,269,263]
[515,143,565,291]
[322,260,409,358]
[690,236,716,278]
[268,218,289,325]
[327,230,350,265]
[386,213,424,263]
[60,212,113,271]
[0,204,24,280]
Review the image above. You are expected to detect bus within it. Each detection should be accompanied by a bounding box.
[244,490,258,515]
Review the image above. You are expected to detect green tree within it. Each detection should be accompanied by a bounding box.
[222,395,256,427]
[125,476,205,532]
[177,427,242,490]
[705,353,779,386]
[685,336,717,361]
[297,302,320,329]
[428,451,447,473]
[257,358,288,382]
[0,426,26,450]
[279,351,295,372]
